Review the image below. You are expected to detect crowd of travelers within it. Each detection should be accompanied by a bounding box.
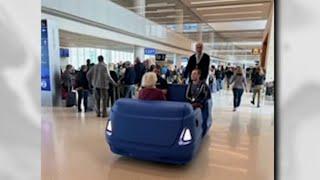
[60,42,269,116]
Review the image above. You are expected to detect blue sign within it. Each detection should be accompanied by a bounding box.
[144,48,156,55]
[184,23,198,32]
[60,48,69,57]
[41,20,51,91]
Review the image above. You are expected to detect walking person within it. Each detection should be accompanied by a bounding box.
[208,65,216,93]
[225,67,234,90]
[251,66,265,108]
[215,66,223,91]
[87,55,117,117]
[230,67,247,112]
[75,65,90,112]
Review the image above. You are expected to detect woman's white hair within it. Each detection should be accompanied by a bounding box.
[141,72,158,88]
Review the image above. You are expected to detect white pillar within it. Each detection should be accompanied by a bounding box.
[134,46,145,61]
[176,10,184,33]
[265,8,274,82]
[173,54,178,65]
[198,25,203,42]
[133,0,146,62]
[134,0,146,17]
[41,19,61,106]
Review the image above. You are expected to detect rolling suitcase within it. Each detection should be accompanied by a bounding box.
[87,92,95,111]
[66,91,76,107]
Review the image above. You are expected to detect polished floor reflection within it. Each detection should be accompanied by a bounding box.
[42,90,274,180]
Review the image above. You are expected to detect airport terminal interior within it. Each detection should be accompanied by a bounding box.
[41,0,274,180]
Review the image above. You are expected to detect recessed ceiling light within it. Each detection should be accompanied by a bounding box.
[203,11,263,17]
[191,0,244,5]
[208,16,263,22]
[127,3,175,10]
[214,49,252,52]
[145,9,183,14]
[196,3,265,10]
[147,3,175,7]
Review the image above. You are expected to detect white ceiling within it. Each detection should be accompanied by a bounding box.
[209,20,267,31]
[59,30,134,52]
[81,0,274,61]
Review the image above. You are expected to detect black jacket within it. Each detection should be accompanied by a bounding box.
[75,71,89,90]
[252,73,265,86]
[122,67,136,85]
[134,63,146,84]
[184,53,210,81]
[215,70,223,80]
[109,70,118,92]
[186,81,211,107]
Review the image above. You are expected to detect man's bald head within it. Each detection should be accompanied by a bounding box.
[195,42,204,54]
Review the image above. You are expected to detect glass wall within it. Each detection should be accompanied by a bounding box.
[67,47,134,69]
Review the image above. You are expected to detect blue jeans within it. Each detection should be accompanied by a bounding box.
[216,79,223,91]
[77,89,89,111]
[232,88,244,108]
[124,85,136,98]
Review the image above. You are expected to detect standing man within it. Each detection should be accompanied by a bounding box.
[86,59,91,69]
[215,66,223,91]
[184,42,210,82]
[134,57,146,87]
[87,55,117,117]
[120,61,136,98]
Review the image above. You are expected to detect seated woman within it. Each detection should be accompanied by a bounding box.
[138,72,166,101]
[185,69,210,109]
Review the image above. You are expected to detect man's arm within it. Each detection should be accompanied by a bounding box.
[105,66,117,86]
[203,55,210,80]
[183,56,192,79]
[86,67,93,83]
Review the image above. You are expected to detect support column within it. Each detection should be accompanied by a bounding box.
[133,0,146,61]
[134,46,145,61]
[265,7,274,82]
[41,19,61,106]
[176,10,184,33]
[198,25,203,42]
[134,0,146,16]
[173,54,178,65]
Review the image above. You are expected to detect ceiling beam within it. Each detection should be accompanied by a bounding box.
[188,0,272,8]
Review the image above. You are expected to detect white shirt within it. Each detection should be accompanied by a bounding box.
[196,53,204,64]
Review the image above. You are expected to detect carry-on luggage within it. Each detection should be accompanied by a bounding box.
[87,92,95,111]
[66,91,76,107]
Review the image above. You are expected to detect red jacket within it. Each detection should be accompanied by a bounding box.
[138,88,166,101]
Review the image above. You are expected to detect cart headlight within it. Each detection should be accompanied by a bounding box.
[179,128,192,145]
[106,119,112,135]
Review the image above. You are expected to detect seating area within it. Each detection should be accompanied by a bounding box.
[105,84,213,164]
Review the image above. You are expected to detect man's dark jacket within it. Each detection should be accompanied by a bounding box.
[184,53,210,81]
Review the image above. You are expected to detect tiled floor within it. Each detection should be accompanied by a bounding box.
[42,90,274,180]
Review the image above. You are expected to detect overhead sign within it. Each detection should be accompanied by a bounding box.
[60,48,69,57]
[183,23,198,32]
[144,48,157,55]
[155,53,166,61]
[252,48,262,55]
[41,20,51,91]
